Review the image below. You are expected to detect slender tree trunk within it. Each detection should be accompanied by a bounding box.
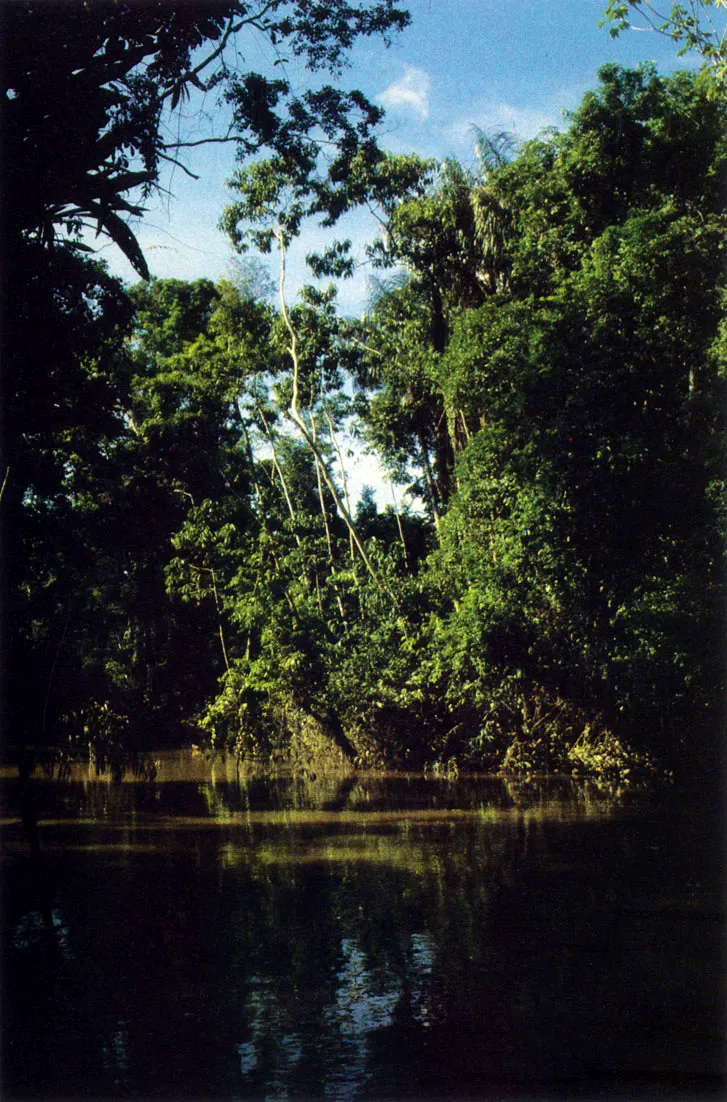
[240,420,299,625]
[308,411,345,620]
[418,431,441,533]
[323,405,356,567]
[429,278,447,355]
[273,226,386,593]
[256,404,300,542]
[320,706,358,762]
[210,568,230,672]
[435,410,454,507]
[389,479,409,569]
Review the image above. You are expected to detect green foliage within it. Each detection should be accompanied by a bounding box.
[5,54,725,785]
[2,0,411,752]
[2,0,409,275]
[601,1,727,82]
[349,63,726,775]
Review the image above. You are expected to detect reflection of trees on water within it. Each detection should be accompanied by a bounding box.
[198,769,630,821]
[205,810,550,1098]
[233,934,436,1101]
[8,767,698,1099]
[3,792,535,1096]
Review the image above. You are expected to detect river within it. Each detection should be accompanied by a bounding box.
[1,750,724,1099]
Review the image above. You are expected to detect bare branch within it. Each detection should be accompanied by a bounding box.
[160,0,279,104]
[158,152,200,180]
[274,225,386,591]
[167,134,238,150]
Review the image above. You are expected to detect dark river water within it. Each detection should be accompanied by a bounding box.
[1,751,724,1100]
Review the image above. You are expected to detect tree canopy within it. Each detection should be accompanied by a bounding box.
[602,1,727,81]
[1,0,409,277]
[3,1,725,785]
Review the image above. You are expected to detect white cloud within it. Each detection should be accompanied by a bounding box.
[445,100,562,150]
[379,65,431,120]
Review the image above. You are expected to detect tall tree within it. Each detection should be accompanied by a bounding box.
[1,0,410,750]
[602,1,727,82]
[423,63,727,772]
[1,0,409,277]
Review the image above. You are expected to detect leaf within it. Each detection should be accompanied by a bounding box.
[88,202,150,280]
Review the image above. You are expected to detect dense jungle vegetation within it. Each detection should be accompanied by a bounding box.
[2,2,726,781]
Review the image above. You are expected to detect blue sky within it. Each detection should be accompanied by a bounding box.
[90,1,712,505]
[99,0,698,307]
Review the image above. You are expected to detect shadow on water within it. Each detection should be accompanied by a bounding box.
[1,750,724,1100]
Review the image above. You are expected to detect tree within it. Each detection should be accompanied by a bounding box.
[1,0,409,277]
[2,248,140,745]
[352,146,515,519]
[422,64,727,772]
[602,1,727,82]
[1,0,410,752]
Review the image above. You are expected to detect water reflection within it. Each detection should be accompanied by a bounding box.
[1,753,723,1099]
